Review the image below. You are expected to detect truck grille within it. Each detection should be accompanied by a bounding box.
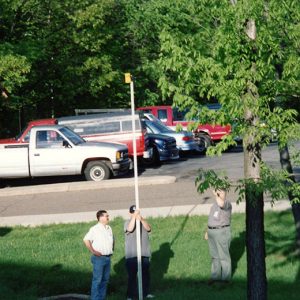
[166,139,177,149]
[122,150,129,160]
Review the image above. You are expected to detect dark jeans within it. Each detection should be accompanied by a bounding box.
[126,256,150,298]
[91,255,111,300]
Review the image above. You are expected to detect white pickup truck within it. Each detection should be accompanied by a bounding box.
[0,125,130,181]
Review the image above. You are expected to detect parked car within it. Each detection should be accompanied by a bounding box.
[142,132,179,165]
[141,114,199,152]
[57,112,152,162]
[137,105,231,152]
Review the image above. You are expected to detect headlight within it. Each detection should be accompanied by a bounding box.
[116,151,123,161]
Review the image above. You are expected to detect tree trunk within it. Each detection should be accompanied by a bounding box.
[278,144,300,252]
[244,137,267,300]
[242,14,268,298]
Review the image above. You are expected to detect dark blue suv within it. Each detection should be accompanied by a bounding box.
[142,133,179,165]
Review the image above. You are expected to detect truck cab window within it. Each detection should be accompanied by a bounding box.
[36,130,65,148]
[24,130,31,142]
[158,109,167,122]
[122,120,141,132]
[173,108,188,121]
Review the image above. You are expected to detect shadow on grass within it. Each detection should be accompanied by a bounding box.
[151,242,174,288]
[0,260,299,300]
[111,242,175,297]
[0,261,91,300]
[265,210,300,260]
[0,227,12,237]
[230,231,245,276]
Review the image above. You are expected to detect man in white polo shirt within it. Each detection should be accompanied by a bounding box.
[83,210,114,300]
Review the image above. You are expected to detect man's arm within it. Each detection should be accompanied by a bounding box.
[83,239,102,256]
[126,210,151,232]
[137,213,151,232]
[213,189,226,208]
[216,197,225,208]
[126,211,138,232]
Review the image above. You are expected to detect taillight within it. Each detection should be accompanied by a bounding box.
[182,136,191,141]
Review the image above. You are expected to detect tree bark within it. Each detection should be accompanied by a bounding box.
[244,141,267,300]
[242,14,268,298]
[278,144,300,252]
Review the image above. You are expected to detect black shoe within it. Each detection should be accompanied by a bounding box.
[207,279,215,285]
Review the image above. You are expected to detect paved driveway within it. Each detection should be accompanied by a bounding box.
[0,142,298,219]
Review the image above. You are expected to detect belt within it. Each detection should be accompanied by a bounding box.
[93,254,112,257]
[208,225,230,229]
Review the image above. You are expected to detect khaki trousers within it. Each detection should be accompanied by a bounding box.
[208,226,231,281]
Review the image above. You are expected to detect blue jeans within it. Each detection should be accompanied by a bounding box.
[126,256,150,298]
[91,255,111,300]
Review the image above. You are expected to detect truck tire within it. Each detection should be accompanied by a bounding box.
[197,133,212,153]
[84,161,110,181]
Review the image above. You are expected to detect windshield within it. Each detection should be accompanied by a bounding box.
[60,127,85,145]
[146,120,172,133]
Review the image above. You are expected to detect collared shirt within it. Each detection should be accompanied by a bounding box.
[208,200,232,227]
[83,223,114,255]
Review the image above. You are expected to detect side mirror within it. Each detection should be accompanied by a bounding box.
[63,140,70,148]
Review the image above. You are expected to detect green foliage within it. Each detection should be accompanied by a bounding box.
[155,0,300,201]
[206,134,237,157]
[175,123,183,132]
[0,0,135,123]
[157,0,300,145]
[0,0,299,147]
[0,53,30,93]
[195,161,299,205]
[289,183,300,204]
[259,163,297,203]
[195,169,231,193]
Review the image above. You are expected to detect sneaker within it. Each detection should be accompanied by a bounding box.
[146,295,155,298]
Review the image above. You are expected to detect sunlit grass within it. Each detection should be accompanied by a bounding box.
[0,211,299,299]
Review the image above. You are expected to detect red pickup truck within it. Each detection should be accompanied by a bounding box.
[0,118,57,145]
[137,105,231,151]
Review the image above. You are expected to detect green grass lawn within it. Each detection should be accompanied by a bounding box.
[0,211,299,300]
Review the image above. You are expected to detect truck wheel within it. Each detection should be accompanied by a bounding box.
[197,134,212,153]
[84,161,110,181]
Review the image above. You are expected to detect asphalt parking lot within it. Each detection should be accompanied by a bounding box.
[0,142,299,226]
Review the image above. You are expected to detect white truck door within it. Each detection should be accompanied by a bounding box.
[29,129,79,176]
[0,146,29,178]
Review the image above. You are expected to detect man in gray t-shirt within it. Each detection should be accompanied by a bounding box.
[124,205,154,299]
[205,189,232,283]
